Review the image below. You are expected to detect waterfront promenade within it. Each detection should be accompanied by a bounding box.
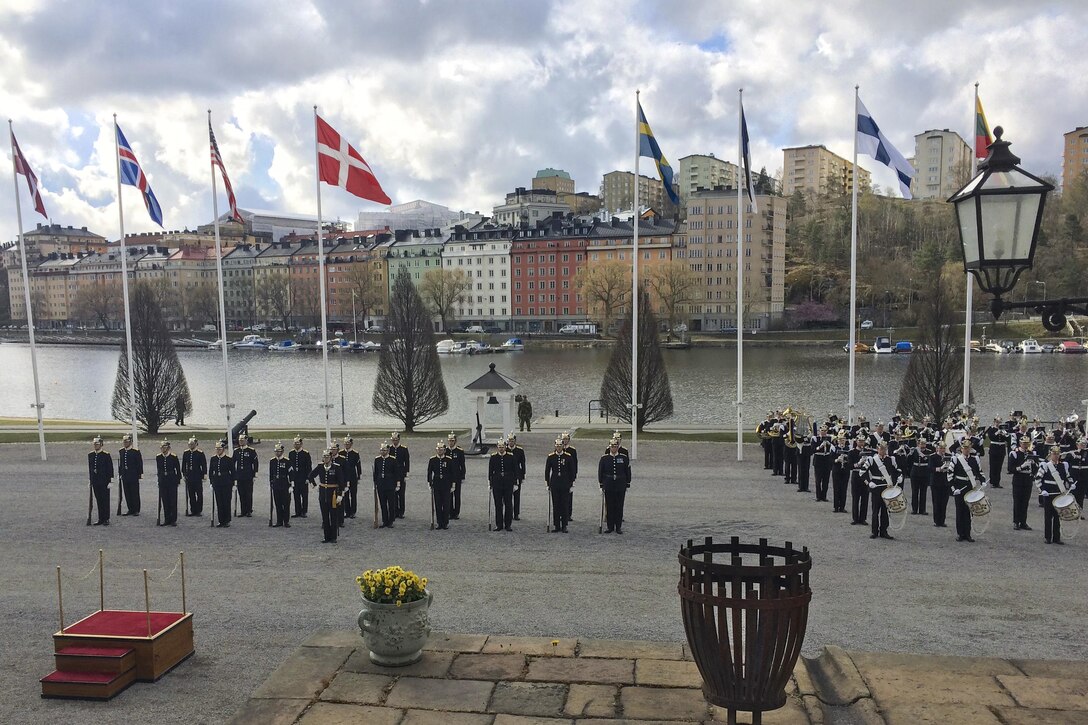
[0,436,1083,724]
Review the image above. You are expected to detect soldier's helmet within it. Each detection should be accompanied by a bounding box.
[188,436,198,445]
[216,440,226,449]
[293,436,303,445]
[344,436,353,445]
[122,434,133,443]
[93,435,104,445]
[391,431,401,441]
[447,431,457,441]
[161,440,170,449]
[436,440,446,451]
[274,443,284,453]
[379,442,389,453]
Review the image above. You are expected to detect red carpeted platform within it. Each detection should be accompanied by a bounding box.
[61,610,186,638]
[54,610,194,681]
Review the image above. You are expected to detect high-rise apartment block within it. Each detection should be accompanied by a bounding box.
[911,129,971,200]
[600,170,676,217]
[1063,126,1088,191]
[677,154,739,206]
[782,145,870,197]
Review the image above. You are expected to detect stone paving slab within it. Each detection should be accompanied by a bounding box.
[233,632,1088,725]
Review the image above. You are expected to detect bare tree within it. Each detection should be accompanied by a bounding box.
[343,261,385,328]
[184,282,218,331]
[256,272,293,330]
[28,287,47,323]
[291,277,321,328]
[74,282,121,330]
[896,246,966,424]
[419,268,471,332]
[0,273,9,323]
[111,281,192,434]
[372,269,448,432]
[644,261,700,337]
[599,287,674,431]
[576,260,630,336]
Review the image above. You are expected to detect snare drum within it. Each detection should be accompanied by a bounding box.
[965,489,991,518]
[1053,493,1081,522]
[881,485,907,514]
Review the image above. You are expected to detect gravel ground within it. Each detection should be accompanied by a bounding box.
[1,438,1084,724]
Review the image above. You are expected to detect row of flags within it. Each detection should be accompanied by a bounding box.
[10,93,994,230]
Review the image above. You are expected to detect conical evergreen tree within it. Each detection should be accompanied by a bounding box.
[372,269,449,431]
[600,287,673,431]
[111,281,191,434]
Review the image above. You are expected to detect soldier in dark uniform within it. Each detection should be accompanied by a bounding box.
[769,415,784,476]
[812,426,834,502]
[329,442,345,528]
[118,434,143,516]
[1067,438,1087,516]
[88,436,113,526]
[950,439,987,542]
[864,442,900,539]
[289,436,312,518]
[342,436,362,519]
[849,437,870,525]
[1036,446,1074,544]
[928,441,953,527]
[233,435,259,517]
[507,433,526,520]
[182,436,207,516]
[546,438,575,532]
[209,440,235,528]
[757,414,773,470]
[1007,436,1038,531]
[608,431,630,457]
[783,417,799,486]
[308,450,341,543]
[446,432,467,519]
[598,440,632,533]
[985,417,1009,488]
[390,432,410,519]
[427,441,455,530]
[269,443,292,528]
[830,433,851,512]
[561,432,578,520]
[373,442,401,528]
[907,437,930,515]
[155,440,182,526]
[798,425,813,493]
[489,440,518,532]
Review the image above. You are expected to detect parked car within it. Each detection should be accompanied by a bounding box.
[201,324,218,332]
[463,325,485,334]
[484,326,502,334]
[559,322,598,335]
[364,326,384,334]
[672,323,688,333]
[860,319,874,330]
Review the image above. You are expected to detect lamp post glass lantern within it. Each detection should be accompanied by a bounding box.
[948,126,1054,315]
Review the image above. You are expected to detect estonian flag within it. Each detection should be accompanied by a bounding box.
[638,102,680,206]
[741,100,757,213]
[856,97,916,200]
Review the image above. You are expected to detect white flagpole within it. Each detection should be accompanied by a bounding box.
[736,90,745,462]
[8,121,47,461]
[208,111,234,455]
[962,83,979,410]
[847,87,859,426]
[313,106,332,449]
[113,115,139,448]
[631,90,640,460]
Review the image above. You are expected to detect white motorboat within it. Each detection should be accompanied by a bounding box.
[501,337,525,351]
[206,338,225,350]
[872,336,893,354]
[983,342,1005,354]
[436,339,459,354]
[233,334,270,350]
[465,340,492,354]
[1017,338,1043,354]
[268,340,300,353]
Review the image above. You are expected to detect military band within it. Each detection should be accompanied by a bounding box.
[1036,446,1074,545]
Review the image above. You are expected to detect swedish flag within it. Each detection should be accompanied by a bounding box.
[637,102,680,206]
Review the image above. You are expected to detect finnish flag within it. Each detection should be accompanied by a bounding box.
[856,97,916,199]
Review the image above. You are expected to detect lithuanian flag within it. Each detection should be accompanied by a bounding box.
[975,96,993,159]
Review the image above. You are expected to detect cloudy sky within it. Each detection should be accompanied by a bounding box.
[3,0,1086,240]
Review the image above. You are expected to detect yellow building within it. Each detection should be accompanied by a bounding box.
[1063,126,1088,191]
[782,145,871,197]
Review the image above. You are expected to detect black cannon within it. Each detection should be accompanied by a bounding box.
[228,409,257,447]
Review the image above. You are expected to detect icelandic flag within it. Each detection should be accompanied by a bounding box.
[637,102,680,206]
[856,97,916,199]
[116,123,164,226]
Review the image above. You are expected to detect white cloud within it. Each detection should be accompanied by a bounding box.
[2,0,1086,241]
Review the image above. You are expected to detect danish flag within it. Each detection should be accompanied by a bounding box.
[10,130,48,218]
[116,122,164,226]
[315,114,391,204]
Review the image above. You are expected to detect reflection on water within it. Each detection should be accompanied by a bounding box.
[0,343,1084,428]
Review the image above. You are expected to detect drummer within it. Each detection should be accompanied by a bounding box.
[950,439,987,543]
[864,442,901,540]
[1035,445,1074,545]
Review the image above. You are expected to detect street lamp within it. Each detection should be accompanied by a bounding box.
[947,126,1083,331]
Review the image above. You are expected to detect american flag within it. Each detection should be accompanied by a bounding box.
[10,129,48,218]
[115,123,163,226]
[209,122,243,223]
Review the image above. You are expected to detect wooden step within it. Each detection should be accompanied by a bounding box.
[54,645,136,674]
[40,668,136,700]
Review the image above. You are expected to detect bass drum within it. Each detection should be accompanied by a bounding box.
[1053,493,1081,522]
[881,485,907,514]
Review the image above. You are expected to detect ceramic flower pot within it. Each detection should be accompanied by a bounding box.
[357,590,433,666]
